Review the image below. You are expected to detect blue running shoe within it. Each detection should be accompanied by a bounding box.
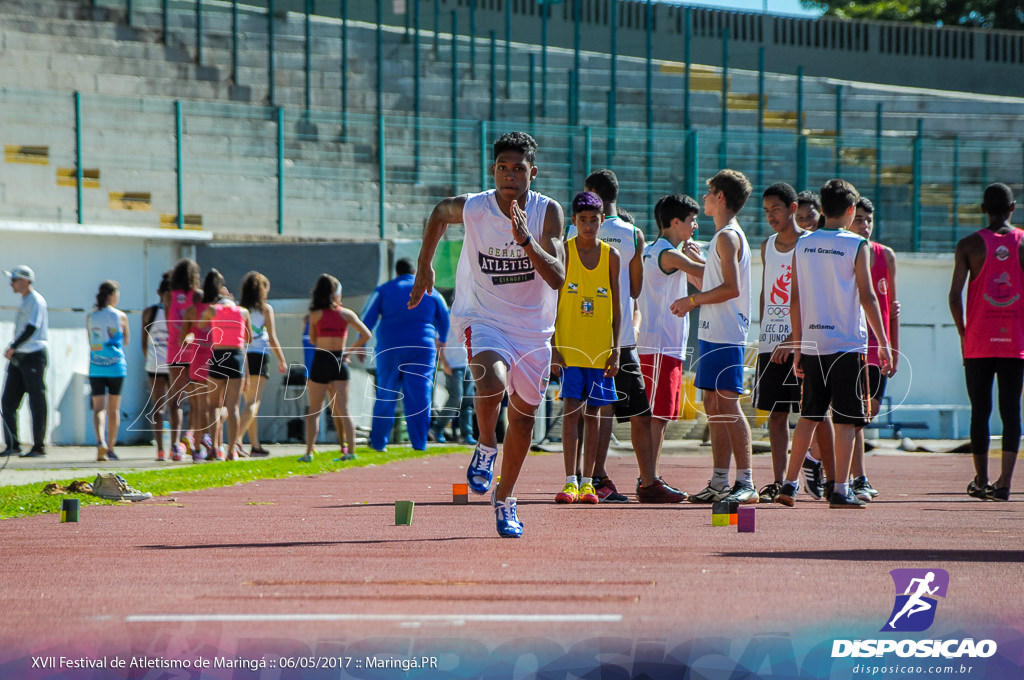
[467,444,498,494]
[493,494,523,538]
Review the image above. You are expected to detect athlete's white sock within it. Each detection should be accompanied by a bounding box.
[805,452,818,463]
[712,468,730,490]
[566,475,578,486]
[581,476,593,488]
[835,482,849,496]
[785,478,801,491]
[736,468,753,488]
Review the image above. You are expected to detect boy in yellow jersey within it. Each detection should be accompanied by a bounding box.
[551,192,621,504]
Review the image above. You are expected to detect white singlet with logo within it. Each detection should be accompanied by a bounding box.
[452,189,557,343]
[568,216,639,347]
[792,228,867,356]
[758,232,803,353]
[697,220,751,345]
[638,237,689,359]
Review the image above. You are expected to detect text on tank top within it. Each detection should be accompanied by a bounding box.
[638,237,690,359]
[964,227,1024,359]
[867,241,892,366]
[451,189,557,341]
[555,238,614,369]
[697,220,751,345]
[88,306,127,377]
[758,232,799,353]
[211,302,247,348]
[315,307,349,338]
[793,228,867,355]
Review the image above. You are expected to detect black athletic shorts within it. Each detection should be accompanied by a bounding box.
[89,376,125,397]
[612,347,652,422]
[247,351,270,378]
[208,348,246,380]
[753,352,801,413]
[309,348,349,384]
[799,352,868,427]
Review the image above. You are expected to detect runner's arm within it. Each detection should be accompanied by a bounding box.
[410,196,466,309]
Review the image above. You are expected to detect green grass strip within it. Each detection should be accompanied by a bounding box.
[0,445,471,520]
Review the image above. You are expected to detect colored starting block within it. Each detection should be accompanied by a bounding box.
[395,500,415,525]
[738,506,755,533]
[712,500,738,527]
[453,483,469,505]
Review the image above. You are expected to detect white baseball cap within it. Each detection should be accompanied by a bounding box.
[3,265,35,282]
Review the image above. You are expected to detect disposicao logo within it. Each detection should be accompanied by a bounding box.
[831,568,998,659]
[883,568,949,632]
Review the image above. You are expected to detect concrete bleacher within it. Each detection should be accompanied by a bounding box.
[0,0,1021,245]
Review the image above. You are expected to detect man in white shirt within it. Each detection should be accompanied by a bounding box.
[2,265,49,457]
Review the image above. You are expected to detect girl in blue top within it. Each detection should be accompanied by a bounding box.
[87,280,130,461]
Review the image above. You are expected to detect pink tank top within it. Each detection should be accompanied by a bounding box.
[167,289,195,363]
[867,241,891,367]
[964,228,1024,359]
[211,303,246,348]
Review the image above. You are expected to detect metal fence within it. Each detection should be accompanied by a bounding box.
[1,85,1020,251]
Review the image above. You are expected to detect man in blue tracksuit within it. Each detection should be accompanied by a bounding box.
[363,258,450,451]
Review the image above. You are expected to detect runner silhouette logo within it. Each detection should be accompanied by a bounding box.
[882,568,950,632]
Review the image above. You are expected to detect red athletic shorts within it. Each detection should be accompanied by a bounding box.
[639,354,684,421]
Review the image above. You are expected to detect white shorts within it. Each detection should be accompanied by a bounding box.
[461,322,551,406]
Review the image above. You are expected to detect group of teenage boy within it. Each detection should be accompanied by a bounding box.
[410,130,1019,539]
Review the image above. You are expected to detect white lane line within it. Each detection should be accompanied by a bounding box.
[127,614,622,623]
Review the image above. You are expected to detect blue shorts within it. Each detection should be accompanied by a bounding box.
[694,340,745,394]
[559,366,617,407]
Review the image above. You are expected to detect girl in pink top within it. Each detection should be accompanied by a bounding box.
[165,259,201,461]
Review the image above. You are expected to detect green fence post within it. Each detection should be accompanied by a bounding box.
[797,133,808,192]
[304,0,312,113]
[686,129,699,201]
[489,31,496,122]
[412,0,419,173]
[874,102,882,239]
[174,100,183,229]
[469,0,476,79]
[376,2,383,120]
[267,0,275,107]
[912,118,922,252]
[74,92,84,225]
[479,121,488,191]
[796,66,803,137]
[528,53,536,129]
[568,70,576,128]
[608,89,616,165]
[757,46,764,195]
[341,0,348,139]
[161,0,168,42]
[952,135,960,245]
[574,0,581,105]
[541,3,548,117]
[684,7,691,131]
[834,84,843,178]
[567,118,576,202]
[379,115,387,239]
[645,0,653,133]
[451,11,459,192]
[585,126,592,179]
[433,0,440,59]
[610,0,617,140]
[505,0,511,97]
[277,106,285,235]
[720,26,729,170]
[126,0,133,26]
[231,0,239,84]
[195,0,203,65]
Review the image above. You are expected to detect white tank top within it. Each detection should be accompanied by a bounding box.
[144,305,168,374]
[568,216,640,347]
[697,220,751,345]
[637,237,690,359]
[793,228,868,355]
[248,308,270,354]
[758,232,801,353]
[452,189,558,343]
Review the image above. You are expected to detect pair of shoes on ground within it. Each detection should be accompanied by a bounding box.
[776,480,868,508]
[250,445,270,457]
[5,444,46,458]
[689,481,758,504]
[96,446,119,462]
[968,479,1010,501]
[554,481,598,504]
[637,477,688,503]
[92,473,152,502]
